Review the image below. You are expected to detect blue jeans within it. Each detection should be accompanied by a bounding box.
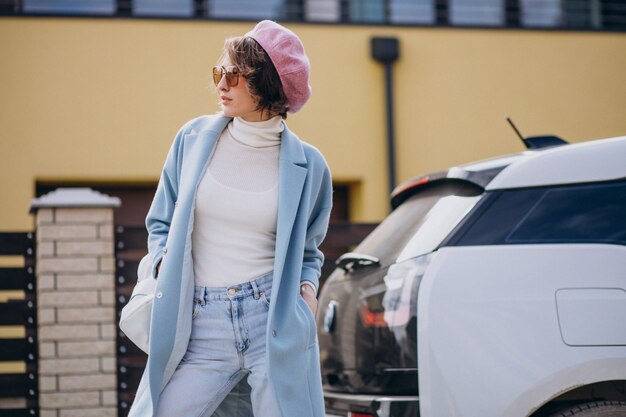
[155,271,280,417]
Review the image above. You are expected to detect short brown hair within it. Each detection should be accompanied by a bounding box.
[221,36,289,118]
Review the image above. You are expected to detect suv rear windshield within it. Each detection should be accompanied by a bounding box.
[354,181,482,266]
[451,180,626,246]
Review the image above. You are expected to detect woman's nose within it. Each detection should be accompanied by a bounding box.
[217,74,229,91]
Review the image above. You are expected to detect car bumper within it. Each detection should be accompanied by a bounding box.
[324,391,420,417]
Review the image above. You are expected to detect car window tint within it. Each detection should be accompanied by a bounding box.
[451,180,626,246]
[507,182,626,244]
[355,182,482,266]
[395,194,480,262]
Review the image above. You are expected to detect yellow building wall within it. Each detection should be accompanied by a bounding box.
[1,17,626,231]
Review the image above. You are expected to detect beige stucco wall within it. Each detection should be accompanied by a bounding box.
[1,17,626,230]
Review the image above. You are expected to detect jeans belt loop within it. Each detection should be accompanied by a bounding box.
[250,279,261,300]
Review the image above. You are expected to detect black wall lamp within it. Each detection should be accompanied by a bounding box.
[371,36,400,201]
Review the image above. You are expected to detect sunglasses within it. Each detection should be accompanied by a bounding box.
[212,65,241,87]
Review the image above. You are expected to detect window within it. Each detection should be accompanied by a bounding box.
[133,0,194,17]
[350,0,385,23]
[23,0,115,14]
[450,0,503,26]
[355,181,482,266]
[209,0,285,20]
[451,181,626,246]
[520,0,561,27]
[305,0,340,22]
[507,182,626,245]
[390,0,435,24]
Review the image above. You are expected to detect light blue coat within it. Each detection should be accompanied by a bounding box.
[128,114,333,417]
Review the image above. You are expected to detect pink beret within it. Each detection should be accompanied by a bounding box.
[245,20,312,114]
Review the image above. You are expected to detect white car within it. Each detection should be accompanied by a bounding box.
[318,134,626,417]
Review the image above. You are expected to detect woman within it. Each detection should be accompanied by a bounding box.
[127,20,333,417]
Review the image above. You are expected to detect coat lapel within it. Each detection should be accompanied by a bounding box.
[180,115,231,198]
[272,125,308,293]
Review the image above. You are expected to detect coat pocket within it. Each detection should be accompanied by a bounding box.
[297,294,317,349]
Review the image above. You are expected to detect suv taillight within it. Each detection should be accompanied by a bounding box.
[359,275,412,328]
[358,255,428,329]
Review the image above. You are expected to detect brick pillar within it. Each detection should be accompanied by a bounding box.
[30,188,121,417]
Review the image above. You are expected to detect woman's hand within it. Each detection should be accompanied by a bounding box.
[300,284,318,316]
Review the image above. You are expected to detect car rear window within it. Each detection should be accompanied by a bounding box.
[451,180,626,246]
[354,182,482,266]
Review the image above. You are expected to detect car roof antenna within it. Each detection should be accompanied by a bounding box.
[506,117,526,146]
[506,117,568,150]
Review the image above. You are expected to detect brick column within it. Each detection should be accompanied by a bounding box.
[30,188,121,417]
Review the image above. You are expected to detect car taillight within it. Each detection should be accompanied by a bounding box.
[359,258,422,327]
[359,304,387,327]
[359,281,412,328]
[348,413,374,417]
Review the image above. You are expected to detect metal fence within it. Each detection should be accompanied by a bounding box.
[0,232,38,417]
[115,225,148,417]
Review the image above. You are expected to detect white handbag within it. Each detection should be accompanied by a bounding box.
[119,254,156,354]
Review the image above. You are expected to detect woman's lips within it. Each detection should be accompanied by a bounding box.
[220,95,232,104]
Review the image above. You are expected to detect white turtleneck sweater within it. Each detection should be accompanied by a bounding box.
[191,116,283,287]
